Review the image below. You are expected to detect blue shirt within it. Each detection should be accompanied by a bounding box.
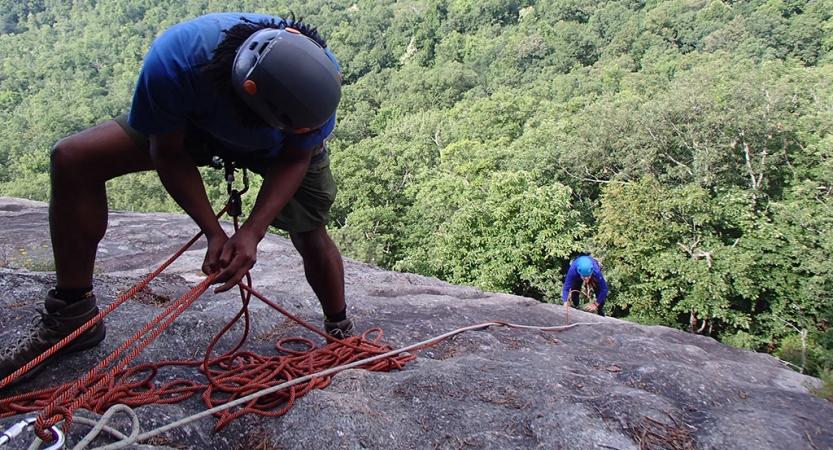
[128,13,339,157]
[562,256,609,305]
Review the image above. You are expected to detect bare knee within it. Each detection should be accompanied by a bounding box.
[290,228,333,257]
[50,120,151,183]
[50,136,86,178]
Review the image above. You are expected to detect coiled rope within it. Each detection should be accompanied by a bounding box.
[75,319,602,450]
[0,205,414,443]
[0,201,605,448]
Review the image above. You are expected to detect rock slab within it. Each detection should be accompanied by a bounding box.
[1,197,831,450]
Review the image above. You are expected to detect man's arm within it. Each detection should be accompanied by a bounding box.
[150,129,223,235]
[238,143,313,241]
[583,269,608,312]
[562,264,576,304]
[595,271,609,305]
[149,129,227,273]
[211,142,315,292]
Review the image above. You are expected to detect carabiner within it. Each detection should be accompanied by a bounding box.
[0,417,65,449]
[43,426,65,450]
[223,160,249,195]
[228,189,244,218]
[239,167,249,196]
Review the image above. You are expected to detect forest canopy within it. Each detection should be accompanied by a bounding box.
[1,0,831,375]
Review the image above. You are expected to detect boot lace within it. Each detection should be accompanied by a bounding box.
[0,309,54,358]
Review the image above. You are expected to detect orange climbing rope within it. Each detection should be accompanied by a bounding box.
[0,203,414,441]
[564,283,595,325]
[0,204,227,392]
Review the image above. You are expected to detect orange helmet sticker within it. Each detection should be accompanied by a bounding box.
[294,127,311,134]
[243,80,258,95]
[285,27,300,34]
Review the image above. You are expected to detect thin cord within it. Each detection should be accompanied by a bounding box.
[78,319,608,450]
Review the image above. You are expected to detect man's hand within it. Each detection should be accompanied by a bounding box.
[583,303,599,312]
[212,229,261,293]
[201,232,229,276]
[208,143,315,293]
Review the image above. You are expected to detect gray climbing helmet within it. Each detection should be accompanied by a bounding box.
[232,27,342,133]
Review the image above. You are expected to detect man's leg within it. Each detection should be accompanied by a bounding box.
[289,227,354,338]
[270,148,352,338]
[289,227,346,317]
[0,120,153,385]
[51,120,154,289]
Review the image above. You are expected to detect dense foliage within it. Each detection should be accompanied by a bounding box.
[1,0,831,374]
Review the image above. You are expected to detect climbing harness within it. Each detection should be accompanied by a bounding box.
[223,158,248,218]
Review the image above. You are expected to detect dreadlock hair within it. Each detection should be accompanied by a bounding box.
[201,15,328,129]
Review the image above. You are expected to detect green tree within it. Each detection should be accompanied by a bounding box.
[397,168,586,299]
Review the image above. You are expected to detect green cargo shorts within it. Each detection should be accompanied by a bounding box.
[114,114,337,233]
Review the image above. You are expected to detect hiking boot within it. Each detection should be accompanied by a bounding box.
[324,318,356,339]
[0,290,106,386]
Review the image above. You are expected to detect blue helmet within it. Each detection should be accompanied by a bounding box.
[575,256,594,277]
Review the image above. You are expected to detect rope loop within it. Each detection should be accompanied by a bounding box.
[0,197,592,447]
[0,202,418,444]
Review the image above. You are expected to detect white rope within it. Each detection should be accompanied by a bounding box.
[82,320,606,450]
[70,404,140,450]
[12,319,608,450]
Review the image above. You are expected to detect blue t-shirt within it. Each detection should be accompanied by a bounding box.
[128,13,339,158]
[562,256,609,305]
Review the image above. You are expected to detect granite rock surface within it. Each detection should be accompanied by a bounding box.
[1,197,831,450]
